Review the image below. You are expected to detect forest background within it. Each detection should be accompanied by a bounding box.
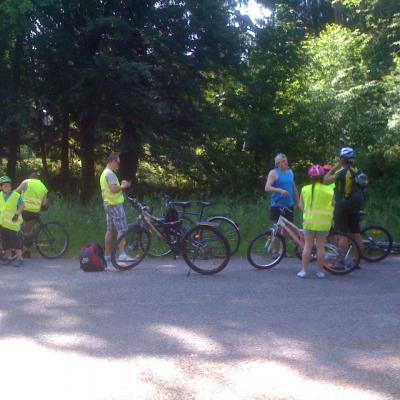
[1,0,399,251]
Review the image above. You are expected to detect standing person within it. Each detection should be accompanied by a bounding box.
[15,172,48,258]
[298,165,334,278]
[265,153,299,224]
[100,154,133,265]
[323,147,364,255]
[0,176,25,267]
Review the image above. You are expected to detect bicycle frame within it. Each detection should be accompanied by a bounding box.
[273,215,305,249]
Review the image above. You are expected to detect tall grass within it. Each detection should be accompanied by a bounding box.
[42,190,400,258]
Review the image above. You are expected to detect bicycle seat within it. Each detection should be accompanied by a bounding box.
[172,201,192,209]
[196,201,212,207]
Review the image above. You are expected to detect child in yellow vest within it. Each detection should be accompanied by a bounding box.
[298,165,334,278]
[0,176,24,267]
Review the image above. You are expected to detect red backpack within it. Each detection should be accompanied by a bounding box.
[79,243,106,272]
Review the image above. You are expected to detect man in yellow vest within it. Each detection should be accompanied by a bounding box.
[15,171,48,258]
[0,176,25,267]
[100,154,132,265]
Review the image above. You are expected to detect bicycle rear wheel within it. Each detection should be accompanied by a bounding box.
[207,216,240,256]
[35,221,69,259]
[361,225,393,262]
[111,225,151,271]
[181,224,230,275]
[247,230,285,270]
[323,231,360,275]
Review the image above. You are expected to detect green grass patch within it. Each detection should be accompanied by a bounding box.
[35,190,400,258]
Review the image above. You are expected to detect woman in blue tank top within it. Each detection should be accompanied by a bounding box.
[265,153,299,223]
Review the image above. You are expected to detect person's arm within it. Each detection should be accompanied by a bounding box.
[12,199,24,221]
[109,180,131,193]
[323,162,341,185]
[265,170,288,196]
[14,180,27,194]
[298,193,304,212]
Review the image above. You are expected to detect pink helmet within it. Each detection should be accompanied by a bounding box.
[308,164,325,177]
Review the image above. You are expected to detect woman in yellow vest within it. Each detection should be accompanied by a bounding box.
[0,176,25,267]
[298,165,334,279]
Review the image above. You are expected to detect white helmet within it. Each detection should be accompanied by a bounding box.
[339,147,355,159]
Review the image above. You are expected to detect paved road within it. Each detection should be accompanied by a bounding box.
[0,255,399,400]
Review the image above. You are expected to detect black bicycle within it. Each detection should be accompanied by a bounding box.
[359,211,393,262]
[23,216,69,258]
[111,197,231,275]
[149,197,240,257]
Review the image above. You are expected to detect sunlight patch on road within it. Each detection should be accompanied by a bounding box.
[0,338,388,400]
[153,324,224,355]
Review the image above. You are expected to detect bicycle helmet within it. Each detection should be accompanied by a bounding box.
[339,147,355,159]
[0,175,12,185]
[307,164,325,177]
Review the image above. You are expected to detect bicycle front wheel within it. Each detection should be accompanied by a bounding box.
[361,225,393,262]
[111,225,151,271]
[323,231,360,275]
[207,216,240,256]
[36,221,69,259]
[247,230,285,270]
[182,224,230,275]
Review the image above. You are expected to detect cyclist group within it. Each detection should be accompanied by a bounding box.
[0,172,48,267]
[265,147,366,279]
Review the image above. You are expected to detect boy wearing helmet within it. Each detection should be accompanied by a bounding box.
[298,165,334,278]
[323,147,364,253]
[0,176,25,266]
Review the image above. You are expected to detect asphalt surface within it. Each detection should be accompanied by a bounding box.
[0,255,399,400]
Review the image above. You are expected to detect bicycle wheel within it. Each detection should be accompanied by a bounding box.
[111,225,151,271]
[247,230,285,270]
[361,225,393,262]
[148,231,172,257]
[323,231,360,275]
[207,216,240,256]
[181,224,230,275]
[35,221,69,259]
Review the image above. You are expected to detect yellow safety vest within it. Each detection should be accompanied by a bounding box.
[302,183,334,231]
[0,191,23,231]
[22,179,48,213]
[99,168,124,205]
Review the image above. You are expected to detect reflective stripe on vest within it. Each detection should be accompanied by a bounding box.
[23,179,48,213]
[302,183,334,231]
[0,191,23,231]
[99,168,124,205]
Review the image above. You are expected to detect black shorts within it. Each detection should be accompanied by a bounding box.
[22,210,40,222]
[270,206,294,223]
[334,201,361,234]
[1,227,22,250]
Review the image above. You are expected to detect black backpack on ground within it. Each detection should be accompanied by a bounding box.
[79,242,106,272]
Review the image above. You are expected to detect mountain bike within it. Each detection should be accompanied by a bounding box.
[22,216,69,258]
[111,197,231,275]
[247,207,361,275]
[153,197,240,256]
[359,211,393,262]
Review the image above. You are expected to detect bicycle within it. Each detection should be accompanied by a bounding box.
[149,197,240,257]
[247,207,361,275]
[21,215,69,258]
[359,211,393,262]
[111,197,231,275]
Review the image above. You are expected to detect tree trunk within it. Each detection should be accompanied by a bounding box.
[79,115,97,204]
[119,120,141,190]
[60,112,70,184]
[6,34,23,179]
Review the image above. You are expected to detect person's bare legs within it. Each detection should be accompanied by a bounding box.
[316,234,326,273]
[104,230,112,257]
[300,233,315,275]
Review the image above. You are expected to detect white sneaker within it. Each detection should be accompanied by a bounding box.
[117,254,136,262]
[315,271,326,279]
[104,255,111,262]
[297,271,307,278]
